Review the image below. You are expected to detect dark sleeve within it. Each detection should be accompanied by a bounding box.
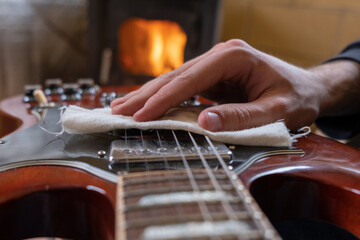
[325,39,360,64]
[316,114,360,139]
[315,39,360,139]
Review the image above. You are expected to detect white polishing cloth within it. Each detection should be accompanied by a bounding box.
[61,105,294,147]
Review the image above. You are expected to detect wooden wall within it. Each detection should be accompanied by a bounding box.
[222,0,360,67]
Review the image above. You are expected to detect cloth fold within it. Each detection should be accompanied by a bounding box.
[61,105,294,147]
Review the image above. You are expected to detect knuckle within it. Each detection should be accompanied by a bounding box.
[269,96,317,129]
[212,42,226,50]
[232,47,252,59]
[158,71,176,80]
[268,97,294,123]
[225,39,248,48]
[150,88,176,108]
[220,43,254,62]
[213,39,250,52]
[271,97,290,114]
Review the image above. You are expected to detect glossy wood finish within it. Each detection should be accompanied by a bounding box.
[241,134,360,238]
[0,95,37,137]
[1,86,360,239]
[0,166,115,240]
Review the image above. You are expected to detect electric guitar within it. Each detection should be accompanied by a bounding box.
[0,85,360,240]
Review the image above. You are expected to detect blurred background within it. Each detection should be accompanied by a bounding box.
[0,0,87,100]
[0,0,360,100]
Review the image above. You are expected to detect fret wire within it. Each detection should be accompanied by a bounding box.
[123,174,228,186]
[171,130,213,222]
[204,135,270,238]
[125,198,244,212]
[126,212,251,229]
[124,184,233,198]
[188,132,238,222]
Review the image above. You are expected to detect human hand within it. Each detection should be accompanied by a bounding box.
[111,39,325,131]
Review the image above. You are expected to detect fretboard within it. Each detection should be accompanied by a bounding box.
[116,169,281,240]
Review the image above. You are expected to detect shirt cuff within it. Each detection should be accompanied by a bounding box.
[325,39,360,64]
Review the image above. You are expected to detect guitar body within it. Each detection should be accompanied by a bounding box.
[0,86,360,240]
[241,134,360,239]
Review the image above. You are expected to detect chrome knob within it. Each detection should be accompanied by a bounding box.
[60,83,81,101]
[78,78,96,95]
[44,78,63,95]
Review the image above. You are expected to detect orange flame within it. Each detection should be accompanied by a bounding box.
[119,18,187,77]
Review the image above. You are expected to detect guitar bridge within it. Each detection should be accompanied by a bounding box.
[109,130,232,169]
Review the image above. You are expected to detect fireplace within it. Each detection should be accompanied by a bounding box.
[88,0,223,85]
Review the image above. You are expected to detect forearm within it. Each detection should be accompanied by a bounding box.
[309,60,360,117]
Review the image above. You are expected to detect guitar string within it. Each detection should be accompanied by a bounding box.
[140,129,176,231]
[189,133,249,240]
[155,129,170,170]
[171,130,213,222]
[125,130,185,229]
[204,135,270,239]
[171,130,220,240]
[155,129,186,224]
[188,132,238,221]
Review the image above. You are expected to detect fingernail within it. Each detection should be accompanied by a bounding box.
[207,112,222,131]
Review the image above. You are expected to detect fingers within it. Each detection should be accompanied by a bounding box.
[111,45,222,116]
[132,48,242,121]
[197,98,283,131]
[111,75,173,115]
[111,39,262,126]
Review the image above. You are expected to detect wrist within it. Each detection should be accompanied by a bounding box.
[308,60,360,117]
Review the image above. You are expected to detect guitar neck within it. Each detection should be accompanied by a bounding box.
[116,169,280,240]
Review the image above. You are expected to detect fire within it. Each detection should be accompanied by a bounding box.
[119,18,187,77]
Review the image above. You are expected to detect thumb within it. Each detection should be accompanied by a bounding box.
[198,102,278,131]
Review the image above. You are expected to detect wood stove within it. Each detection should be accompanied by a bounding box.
[88,0,222,85]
